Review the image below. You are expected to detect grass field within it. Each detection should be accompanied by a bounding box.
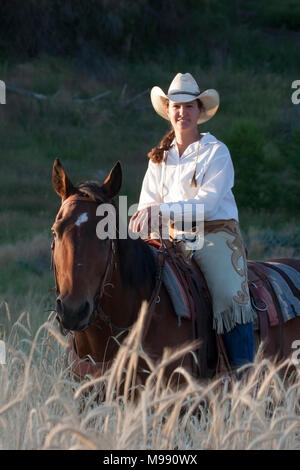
[0,303,299,450]
[0,0,300,450]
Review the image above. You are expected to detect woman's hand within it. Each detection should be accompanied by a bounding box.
[129,208,150,233]
[129,205,164,238]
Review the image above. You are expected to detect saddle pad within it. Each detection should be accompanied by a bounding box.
[150,247,192,322]
[262,261,300,323]
[248,279,278,327]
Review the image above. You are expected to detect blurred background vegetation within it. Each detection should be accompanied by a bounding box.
[0,0,300,330]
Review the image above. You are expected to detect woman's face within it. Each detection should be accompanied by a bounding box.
[166,100,202,134]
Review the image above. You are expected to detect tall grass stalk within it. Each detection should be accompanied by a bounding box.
[0,302,299,450]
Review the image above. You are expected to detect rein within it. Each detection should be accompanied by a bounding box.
[90,238,134,335]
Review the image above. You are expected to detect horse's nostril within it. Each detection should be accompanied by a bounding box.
[55,298,91,331]
[56,298,63,315]
[83,301,90,316]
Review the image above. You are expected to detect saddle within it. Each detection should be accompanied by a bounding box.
[146,238,227,377]
[146,240,300,375]
[247,258,300,341]
[247,261,281,340]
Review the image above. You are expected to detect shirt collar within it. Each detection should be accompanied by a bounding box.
[169,132,218,157]
[199,132,218,146]
[170,132,218,149]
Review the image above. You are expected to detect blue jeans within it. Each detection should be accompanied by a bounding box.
[222,322,255,368]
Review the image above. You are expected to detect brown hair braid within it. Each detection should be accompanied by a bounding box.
[147,128,175,164]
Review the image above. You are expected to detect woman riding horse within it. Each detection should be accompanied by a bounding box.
[51,157,300,382]
[129,72,257,370]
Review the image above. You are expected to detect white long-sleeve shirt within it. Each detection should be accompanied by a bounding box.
[137,132,239,221]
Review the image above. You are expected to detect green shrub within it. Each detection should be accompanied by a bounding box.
[254,0,300,30]
[225,119,266,208]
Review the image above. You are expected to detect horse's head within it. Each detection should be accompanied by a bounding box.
[51,158,122,331]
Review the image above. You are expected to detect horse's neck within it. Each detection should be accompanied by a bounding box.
[116,236,156,295]
[103,263,143,325]
[107,237,155,318]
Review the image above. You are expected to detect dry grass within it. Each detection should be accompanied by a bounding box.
[0,233,50,267]
[0,302,299,450]
[245,225,300,260]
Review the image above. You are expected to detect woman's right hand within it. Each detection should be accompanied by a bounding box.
[129,208,150,233]
[129,206,163,237]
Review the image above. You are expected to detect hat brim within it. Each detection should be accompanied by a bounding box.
[150,86,220,124]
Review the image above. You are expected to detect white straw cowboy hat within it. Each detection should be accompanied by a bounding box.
[150,72,220,124]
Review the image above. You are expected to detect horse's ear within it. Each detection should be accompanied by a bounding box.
[102,161,122,199]
[52,158,76,201]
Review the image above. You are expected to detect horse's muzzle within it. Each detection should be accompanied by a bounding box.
[56,298,92,331]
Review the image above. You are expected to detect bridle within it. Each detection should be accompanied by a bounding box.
[51,195,165,338]
[51,195,125,335]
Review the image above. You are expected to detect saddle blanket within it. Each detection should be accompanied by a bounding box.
[150,242,300,329]
[262,261,300,322]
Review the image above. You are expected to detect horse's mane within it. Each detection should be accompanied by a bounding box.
[77,181,108,202]
[76,180,156,294]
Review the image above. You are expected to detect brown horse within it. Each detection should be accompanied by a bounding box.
[51,159,300,382]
